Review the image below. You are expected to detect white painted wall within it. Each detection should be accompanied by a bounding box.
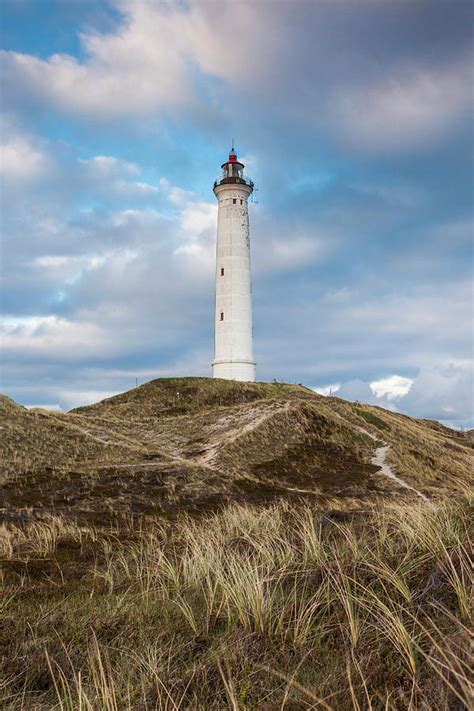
[212,182,256,381]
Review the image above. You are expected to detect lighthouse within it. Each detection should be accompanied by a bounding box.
[212,146,256,381]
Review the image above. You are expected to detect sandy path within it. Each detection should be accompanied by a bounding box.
[357,426,431,504]
[195,400,292,465]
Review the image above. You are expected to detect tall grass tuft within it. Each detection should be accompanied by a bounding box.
[1,493,472,709]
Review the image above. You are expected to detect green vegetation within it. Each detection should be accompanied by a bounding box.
[355,407,391,432]
[1,494,471,709]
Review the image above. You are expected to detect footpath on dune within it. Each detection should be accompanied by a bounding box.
[193,400,292,465]
[371,444,432,504]
[203,401,435,504]
[360,428,432,504]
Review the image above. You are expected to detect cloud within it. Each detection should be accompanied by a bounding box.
[1,0,471,156]
[1,1,195,117]
[316,375,414,403]
[370,375,413,400]
[32,253,109,285]
[179,201,216,237]
[174,200,217,274]
[79,155,139,177]
[260,236,326,273]
[329,57,473,151]
[186,1,473,152]
[0,124,53,183]
[335,379,398,411]
[76,155,160,199]
[401,363,473,425]
[324,282,472,343]
[316,363,473,428]
[0,151,219,372]
[1,315,112,360]
[113,180,159,196]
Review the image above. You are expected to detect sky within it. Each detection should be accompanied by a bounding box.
[0,0,473,428]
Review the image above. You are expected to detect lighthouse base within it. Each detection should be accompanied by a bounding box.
[212,359,256,382]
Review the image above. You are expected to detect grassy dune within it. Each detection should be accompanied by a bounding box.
[1,379,472,522]
[1,378,472,708]
[1,493,472,709]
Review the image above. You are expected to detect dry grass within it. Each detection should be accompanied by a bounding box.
[1,494,472,709]
[1,378,472,707]
[327,396,473,494]
[2,379,472,523]
[0,378,473,522]
[0,396,142,485]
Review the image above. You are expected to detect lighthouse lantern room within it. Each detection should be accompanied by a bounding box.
[212,147,256,381]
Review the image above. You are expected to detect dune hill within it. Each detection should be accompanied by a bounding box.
[1,377,471,522]
[1,378,472,709]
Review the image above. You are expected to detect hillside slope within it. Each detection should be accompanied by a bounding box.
[1,378,472,522]
[1,379,472,709]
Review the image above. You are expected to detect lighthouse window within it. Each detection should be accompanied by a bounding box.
[233,198,237,204]
[240,199,243,205]
[220,267,224,276]
[220,312,224,321]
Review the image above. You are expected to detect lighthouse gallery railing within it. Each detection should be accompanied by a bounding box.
[213,175,254,190]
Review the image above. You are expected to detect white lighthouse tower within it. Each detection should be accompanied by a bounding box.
[212,146,256,381]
